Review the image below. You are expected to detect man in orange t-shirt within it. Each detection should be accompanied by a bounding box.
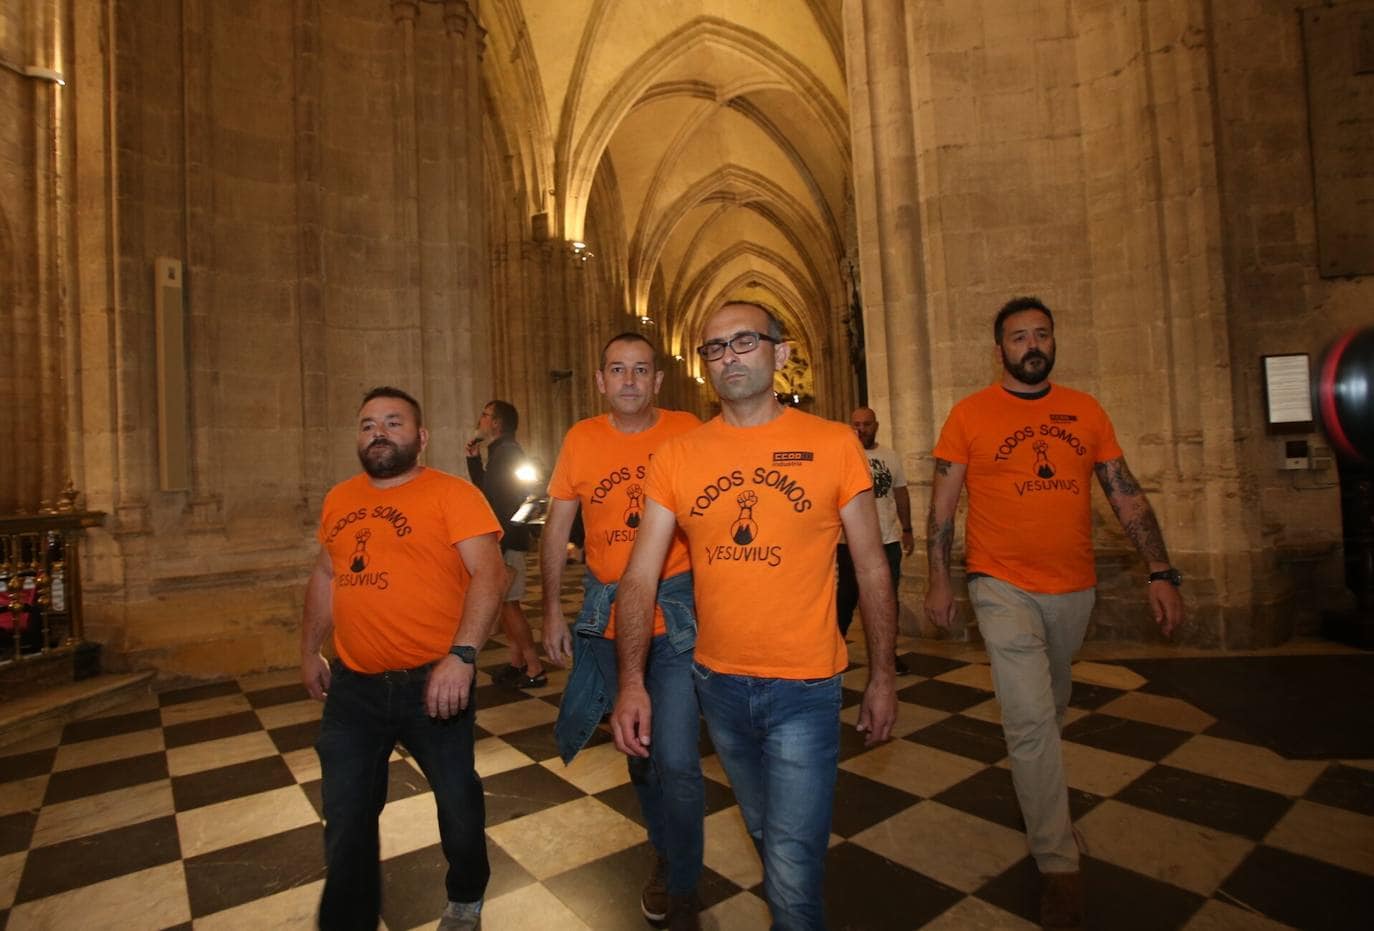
[924,297,1185,929]
[540,332,703,926]
[610,302,897,930]
[301,387,506,931]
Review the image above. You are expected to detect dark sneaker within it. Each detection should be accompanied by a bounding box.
[513,670,548,689]
[641,851,669,923]
[1040,870,1083,929]
[666,893,701,931]
[437,899,482,930]
[490,664,524,686]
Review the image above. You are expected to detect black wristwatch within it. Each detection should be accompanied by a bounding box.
[449,645,478,664]
[1147,568,1183,587]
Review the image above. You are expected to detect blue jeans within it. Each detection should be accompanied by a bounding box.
[588,633,704,895]
[692,663,842,930]
[316,660,488,930]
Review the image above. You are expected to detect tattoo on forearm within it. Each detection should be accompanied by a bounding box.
[1115,505,1170,564]
[926,510,954,571]
[934,457,952,477]
[1094,458,1142,497]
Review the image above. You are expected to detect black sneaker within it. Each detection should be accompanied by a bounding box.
[489,664,524,686]
[513,670,548,689]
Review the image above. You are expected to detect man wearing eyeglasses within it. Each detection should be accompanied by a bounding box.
[540,332,705,928]
[610,301,898,930]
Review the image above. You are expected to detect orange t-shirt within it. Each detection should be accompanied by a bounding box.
[547,409,700,637]
[317,468,501,672]
[933,383,1124,594]
[645,408,872,678]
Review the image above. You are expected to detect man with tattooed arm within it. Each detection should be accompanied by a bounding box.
[923,296,1184,930]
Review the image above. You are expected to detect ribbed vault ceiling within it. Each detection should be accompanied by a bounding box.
[482,0,848,396]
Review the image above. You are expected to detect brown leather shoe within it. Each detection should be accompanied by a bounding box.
[1040,870,1083,928]
[640,851,669,923]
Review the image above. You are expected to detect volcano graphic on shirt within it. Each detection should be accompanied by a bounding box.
[730,491,759,544]
[350,528,372,572]
[624,483,644,528]
[1031,440,1056,479]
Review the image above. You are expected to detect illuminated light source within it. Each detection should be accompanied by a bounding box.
[694,375,706,385]
[673,354,684,362]
[0,60,64,85]
[639,316,654,326]
[570,240,587,253]
[514,463,539,483]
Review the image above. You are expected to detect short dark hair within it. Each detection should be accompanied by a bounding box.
[486,399,518,435]
[361,386,422,426]
[601,332,658,369]
[994,296,1054,342]
[720,300,785,341]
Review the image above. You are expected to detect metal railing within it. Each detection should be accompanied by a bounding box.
[0,506,105,665]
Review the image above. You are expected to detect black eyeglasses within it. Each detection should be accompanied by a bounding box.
[696,331,779,362]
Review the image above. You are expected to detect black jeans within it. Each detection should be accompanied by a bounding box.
[316,660,488,930]
[835,541,902,636]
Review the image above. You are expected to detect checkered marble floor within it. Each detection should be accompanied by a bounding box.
[2,575,1372,930]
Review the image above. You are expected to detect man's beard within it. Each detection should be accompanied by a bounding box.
[1004,349,1055,385]
[358,437,421,479]
[712,362,771,402]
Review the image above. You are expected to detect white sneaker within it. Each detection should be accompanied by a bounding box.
[438,899,482,931]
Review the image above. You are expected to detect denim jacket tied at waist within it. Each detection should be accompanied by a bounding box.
[554,569,696,764]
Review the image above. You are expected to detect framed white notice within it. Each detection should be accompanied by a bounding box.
[1262,354,1313,429]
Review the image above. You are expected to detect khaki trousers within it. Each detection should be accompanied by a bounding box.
[970,576,1094,874]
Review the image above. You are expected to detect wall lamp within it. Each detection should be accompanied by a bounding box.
[0,60,65,85]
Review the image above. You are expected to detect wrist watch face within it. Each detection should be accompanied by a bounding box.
[450,645,477,664]
[1150,569,1183,586]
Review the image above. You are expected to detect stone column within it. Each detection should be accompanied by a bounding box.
[843,0,933,471]
[295,0,327,517]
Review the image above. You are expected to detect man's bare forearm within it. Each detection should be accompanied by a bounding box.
[1095,458,1171,567]
[614,570,656,689]
[301,567,333,656]
[540,501,577,619]
[856,563,897,673]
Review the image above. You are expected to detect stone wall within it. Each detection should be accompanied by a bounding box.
[846,0,1366,647]
[54,0,491,675]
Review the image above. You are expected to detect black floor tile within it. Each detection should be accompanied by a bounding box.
[1220,844,1374,931]
[42,751,169,805]
[494,721,564,763]
[244,683,310,709]
[1304,763,1374,816]
[543,841,738,931]
[906,714,1008,763]
[837,722,877,763]
[184,822,325,918]
[0,748,56,784]
[268,719,321,754]
[895,652,967,679]
[162,711,263,750]
[0,811,36,857]
[593,769,735,830]
[60,708,163,744]
[934,767,1025,832]
[482,763,584,827]
[830,769,919,838]
[158,681,241,706]
[896,679,988,712]
[976,854,1205,930]
[473,682,539,711]
[15,815,181,902]
[1067,683,1126,710]
[379,843,451,931]
[823,841,964,930]
[171,755,297,812]
[839,686,865,710]
[1115,765,1292,840]
[1061,714,1192,761]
